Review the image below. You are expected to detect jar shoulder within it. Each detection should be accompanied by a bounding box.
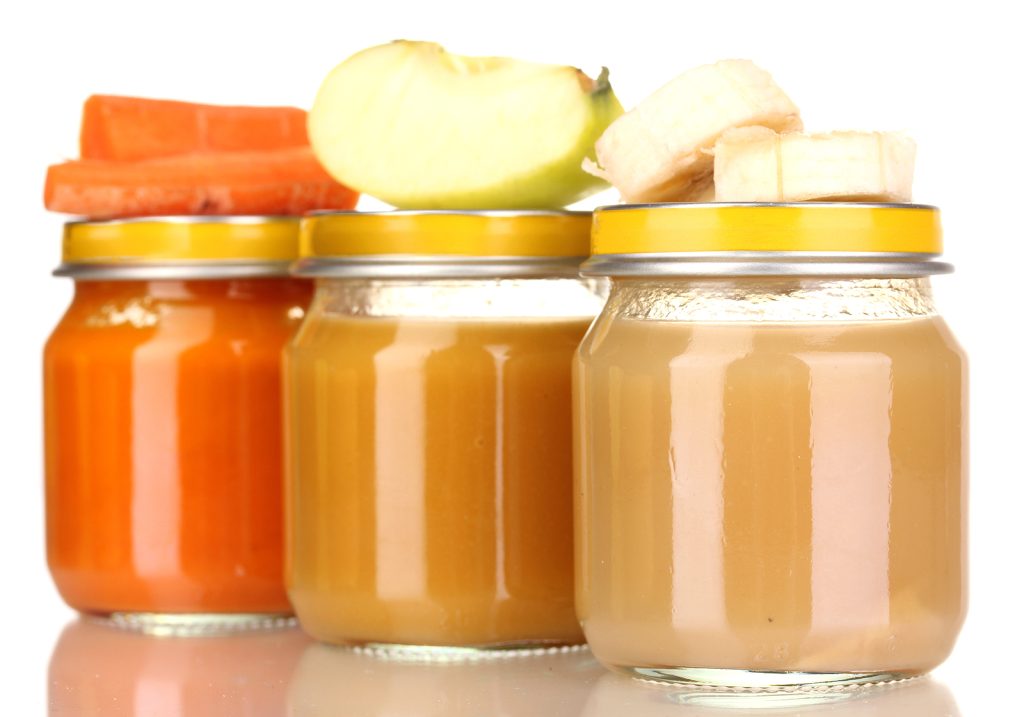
[290,311,592,363]
[46,290,306,359]
[578,313,965,372]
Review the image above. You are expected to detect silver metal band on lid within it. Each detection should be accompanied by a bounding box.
[53,261,295,281]
[580,252,954,278]
[291,255,589,279]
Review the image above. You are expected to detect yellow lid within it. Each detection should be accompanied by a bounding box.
[301,210,591,259]
[62,216,301,264]
[592,203,942,255]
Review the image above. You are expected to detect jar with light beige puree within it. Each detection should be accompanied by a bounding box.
[574,203,967,688]
[285,211,604,657]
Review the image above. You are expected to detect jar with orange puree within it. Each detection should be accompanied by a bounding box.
[45,217,310,634]
[574,203,967,687]
[285,211,604,655]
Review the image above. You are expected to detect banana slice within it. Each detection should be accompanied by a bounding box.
[584,59,802,203]
[714,127,916,202]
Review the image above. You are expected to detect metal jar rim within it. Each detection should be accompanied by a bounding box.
[291,255,588,279]
[580,251,953,278]
[53,260,295,281]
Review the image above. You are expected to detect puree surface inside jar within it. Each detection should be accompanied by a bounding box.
[575,315,966,674]
[286,314,590,647]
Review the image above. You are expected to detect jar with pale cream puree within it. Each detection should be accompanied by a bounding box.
[574,203,967,688]
[285,211,604,656]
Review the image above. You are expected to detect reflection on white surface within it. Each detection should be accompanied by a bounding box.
[287,645,604,716]
[583,672,961,716]
[47,620,962,717]
[48,619,311,716]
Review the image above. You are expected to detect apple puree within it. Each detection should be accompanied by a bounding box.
[575,315,967,675]
[286,314,589,647]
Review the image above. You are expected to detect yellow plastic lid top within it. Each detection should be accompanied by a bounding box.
[61,216,302,265]
[300,210,591,259]
[591,203,943,255]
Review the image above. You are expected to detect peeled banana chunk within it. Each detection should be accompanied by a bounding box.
[713,127,916,203]
[585,59,802,203]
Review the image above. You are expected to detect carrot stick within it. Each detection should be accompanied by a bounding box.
[45,147,358,218]
[81,95,309,161]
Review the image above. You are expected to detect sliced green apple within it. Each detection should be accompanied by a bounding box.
[308,41,623,209]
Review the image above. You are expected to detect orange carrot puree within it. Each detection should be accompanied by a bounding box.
[45,278,310,615]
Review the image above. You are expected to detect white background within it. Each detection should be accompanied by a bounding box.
[1,0,1020,713]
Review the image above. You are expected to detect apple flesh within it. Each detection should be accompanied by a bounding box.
[308,41,623,209]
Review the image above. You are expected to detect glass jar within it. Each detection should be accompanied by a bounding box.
[574,203,967,688]
[44,217,310,634]
[285,211,605,655]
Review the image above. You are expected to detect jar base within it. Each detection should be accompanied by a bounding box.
[85,611,296,637]
[349,640,589,663]
[619,665,922,692]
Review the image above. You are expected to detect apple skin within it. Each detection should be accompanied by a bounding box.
[309,41,624,210]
